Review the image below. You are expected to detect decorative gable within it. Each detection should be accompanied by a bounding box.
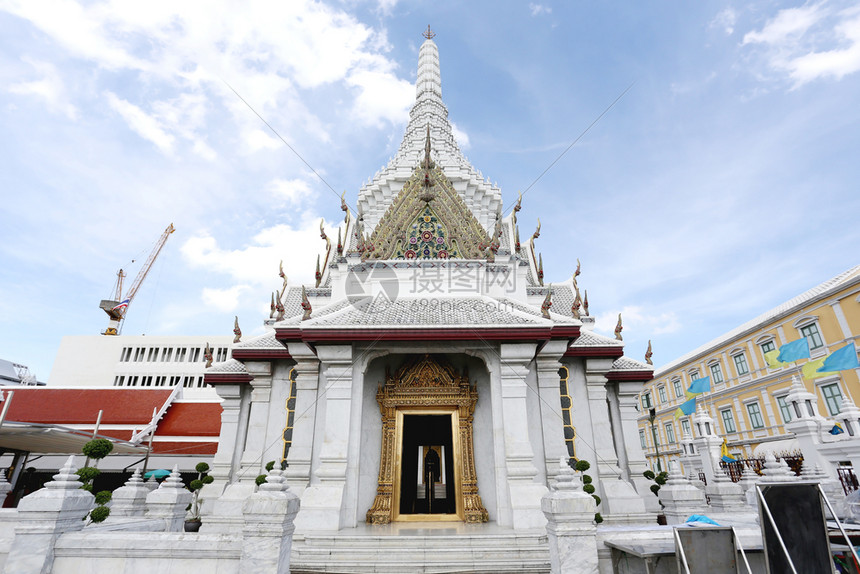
[361,128,491,261]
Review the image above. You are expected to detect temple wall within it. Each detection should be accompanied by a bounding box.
[524,363,548,487]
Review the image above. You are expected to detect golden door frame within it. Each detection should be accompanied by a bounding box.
[366,355,489,524]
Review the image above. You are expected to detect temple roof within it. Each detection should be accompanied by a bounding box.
[356,36,502,233]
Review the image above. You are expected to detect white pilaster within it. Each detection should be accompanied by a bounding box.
[535,340,569,484]
[499,342,547,529]
[295,344,354,531]
[285,342,321,491]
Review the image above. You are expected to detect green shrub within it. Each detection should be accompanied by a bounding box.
[202,475,214,485]
[80,483,93,492]
[82,439,113,460]
[255,474,267,486]
[265,460,276,472]
[190,479,204,491]
[591,495,601,506]
[594,513,603,524]
[94,490,112,505]
[643,470,655,480]
[583,484,596,494]
[582,474,592,484]
[195,462,210,474]
[574,460,591,473]
[655,471,669,485]
[89,505,110,523]
[650,484,661,495]
[76,467,100,482]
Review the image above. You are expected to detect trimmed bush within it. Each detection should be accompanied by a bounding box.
[190,479,204,491]
[582,474,592,484]
[650,484,661,495]
[594,513,603,524]
[195,462,210,474]
[82,439,113,460]
[94,490,112,505]
[202,475,214,485]
[583,484,596,494]
[255,474,268,486]
[76,467,100,482]
[265,460,275,472]
[591,495,601,506]
[574,460,591,473]
[89,506,110,523]
[643,470,655,480]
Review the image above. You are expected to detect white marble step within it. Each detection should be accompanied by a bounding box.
[290,523,551,574]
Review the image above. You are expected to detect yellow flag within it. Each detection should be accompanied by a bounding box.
[802,357,837,380]
[721,439,729,458]
[764,350,785,369]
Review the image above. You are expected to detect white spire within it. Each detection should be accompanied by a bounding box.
[416,39,442,102]
[355,30,503,235]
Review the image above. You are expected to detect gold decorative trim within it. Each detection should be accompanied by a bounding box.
[366,355,488,525]
[282,368,297,462]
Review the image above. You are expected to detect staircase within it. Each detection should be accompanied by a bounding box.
[290,523,551,574]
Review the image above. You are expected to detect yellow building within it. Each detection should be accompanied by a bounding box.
[639,265,860,472]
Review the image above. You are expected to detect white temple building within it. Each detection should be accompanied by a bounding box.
[201,31,656,552]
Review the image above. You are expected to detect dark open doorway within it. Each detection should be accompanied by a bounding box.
[399,414,455,515]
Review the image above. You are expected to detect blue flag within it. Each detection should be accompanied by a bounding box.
[819,343,859,373]
[777,338,811,363]
[687,376,711,395]
[674,397,696,419]
[830,423,845,436]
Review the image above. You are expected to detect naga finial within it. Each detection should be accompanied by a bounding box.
[541,286,553,319]
[301,286,312,321]
[537,253,544,286]
[532,218,541,240]
[583,290,589,316]
[574,258,581,279]
[337,227,343,256]
[571,290,582,320]
[341,191,351,227]
[269,292,276,319]
[645,340,653,365]
[279,260,285,279]
[512,191,523,226]
[275,290,285,321]
[203,343,213,368]
[233,316,242,343]
[615,313,623,341]
[514,225,521,252]
[315,255,322,288]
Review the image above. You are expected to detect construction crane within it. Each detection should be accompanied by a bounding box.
[99,223,175,335]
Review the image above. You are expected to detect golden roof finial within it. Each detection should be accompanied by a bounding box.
[423,25,436,40]
[615,313,623,341]
[645,340,653,365]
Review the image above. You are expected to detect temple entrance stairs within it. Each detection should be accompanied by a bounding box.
[290,522,551,574]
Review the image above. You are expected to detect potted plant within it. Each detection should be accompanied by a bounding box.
[185,462,213,532]
[643,469,669,524]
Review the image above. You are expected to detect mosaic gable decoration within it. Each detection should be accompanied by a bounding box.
[361,128,491,261]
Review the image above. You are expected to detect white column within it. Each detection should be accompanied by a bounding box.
[285,343,321,492]
[615,381,660,512]
[499,342,548,529]
[207,383,245,491]
[535,340,569,484]
[295,344,353,531]
[239,361,273,480]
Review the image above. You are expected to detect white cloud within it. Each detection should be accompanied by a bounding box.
[742,2,860,86]
[105,92,175,152]
[593,306,682,338]
[710,7,737,35]
[743,4,823,46]
[266,178,313,204]
[8,58,78,120]
[529,3,552,16]
[180,216,338,292]
[347,68,413,126]
[202,285,250,312]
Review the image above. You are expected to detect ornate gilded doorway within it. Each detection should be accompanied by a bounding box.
[366,355,488,524]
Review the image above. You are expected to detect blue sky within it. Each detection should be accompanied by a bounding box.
[1,1,859,381]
